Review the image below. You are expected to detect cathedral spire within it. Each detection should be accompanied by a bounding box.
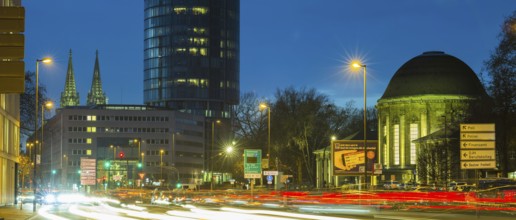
[60,49,80,107]
[87,49,108,105]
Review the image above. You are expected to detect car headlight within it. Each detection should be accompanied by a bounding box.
[45,194,56,203]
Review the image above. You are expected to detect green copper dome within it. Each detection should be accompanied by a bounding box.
[381,51,486,99]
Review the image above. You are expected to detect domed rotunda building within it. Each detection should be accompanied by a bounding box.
[376,51,488,184]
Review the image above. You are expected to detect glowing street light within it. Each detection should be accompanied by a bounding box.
[33,57,52,212]
[210,119,221,191]
[160,149,164,180]
[259,103,271,168]
[351,60,368,190]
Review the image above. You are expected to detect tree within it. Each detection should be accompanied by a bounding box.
[234,88,364,184]
[20,71,50,139]
[484,11,516,176]
[18,153,32,189]
[272,87,355,185]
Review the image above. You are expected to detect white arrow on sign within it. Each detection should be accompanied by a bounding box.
[461,141,495,149]
[460,150,495,160]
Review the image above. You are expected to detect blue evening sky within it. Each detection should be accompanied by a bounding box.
[24,0,514,109]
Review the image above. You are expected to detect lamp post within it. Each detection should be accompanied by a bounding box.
[41,101,53,187]
[210,120,220,191]
[62,154,67,188]
[160,149,164,181]
[259,103,271,168]
[442,115,448,191]
[352,61,367,190]
[33,57,51,212]
[134,139,141,162]
[324,136,336,189]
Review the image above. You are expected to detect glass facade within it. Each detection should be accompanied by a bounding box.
[144,0,240,118]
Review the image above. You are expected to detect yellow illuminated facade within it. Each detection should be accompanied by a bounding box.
[0,0,23,205]
[377,51,489,184]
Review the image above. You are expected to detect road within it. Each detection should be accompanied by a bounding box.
[23,189,516,220]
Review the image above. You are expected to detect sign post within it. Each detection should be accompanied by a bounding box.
[460,124,496,172]
[244,149,262,201]
[80,158,97,192]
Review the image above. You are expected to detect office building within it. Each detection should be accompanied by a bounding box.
[36,105,205,189]
[143,0,240,119]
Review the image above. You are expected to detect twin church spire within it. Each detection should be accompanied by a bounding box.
[60,49,108,108]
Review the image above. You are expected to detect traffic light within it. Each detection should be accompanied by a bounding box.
[52,170,56,174]
[137,162,142,168]
[119,152,125,159]
[176,183,182,189]
[104,161,110,168]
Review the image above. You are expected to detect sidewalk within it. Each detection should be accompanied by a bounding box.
[0,203,37,220]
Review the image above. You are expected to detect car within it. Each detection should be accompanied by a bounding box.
[383,181,400,190]
[17,191,40,204]
[448,182,467,191]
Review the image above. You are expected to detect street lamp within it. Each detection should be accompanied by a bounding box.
[160,149,164,181]
[351,61,368,190]
[63,154,68,187]
[26,142,33,160]
[134,139,141,162]
[41,101,53,177]
[210,119,221,191]
[259,103,271,168]
[110,145,117,162]
[33,57,51,212]
[324,136,336,188]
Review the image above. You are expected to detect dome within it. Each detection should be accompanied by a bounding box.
[381,51,486,99]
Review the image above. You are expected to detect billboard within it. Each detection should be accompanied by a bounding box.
[332,140,378,175]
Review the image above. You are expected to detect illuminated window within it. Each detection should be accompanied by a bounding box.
[192,7,208,15]
[189,48,198,55]
[87,115,96,121]
[86,149,92,155]
[176,48,186,53]
[173,7,187,14]
[383,125,388,165]
[200,48,207,56]
[188,79,199,86]
[86,138,92,144]
[87,127,96,133]
[175,79,186,85]
[193,27,206,34]
[394,124,400,165]
[190,37,207,45]
[410,123,418,164]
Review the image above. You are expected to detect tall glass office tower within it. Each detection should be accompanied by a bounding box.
[144,0,239,119]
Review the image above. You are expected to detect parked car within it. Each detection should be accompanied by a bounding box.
[17,191,40,204]
[383,181,400,190]
[448,182,467,191]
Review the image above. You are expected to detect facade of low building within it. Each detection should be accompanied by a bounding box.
[35,105,205,189]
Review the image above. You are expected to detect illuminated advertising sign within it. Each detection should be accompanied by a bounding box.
[332,140,377,176]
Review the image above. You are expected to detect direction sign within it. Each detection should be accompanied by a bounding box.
[244,149,262,178]
[461,161,496,169]
[80,158,96,185]
[460,150,496,160]
[460,133,495,141]
[244,174,261,178]
[460,141,495,149]
[460,124,495,132]
[263,171,278,175]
